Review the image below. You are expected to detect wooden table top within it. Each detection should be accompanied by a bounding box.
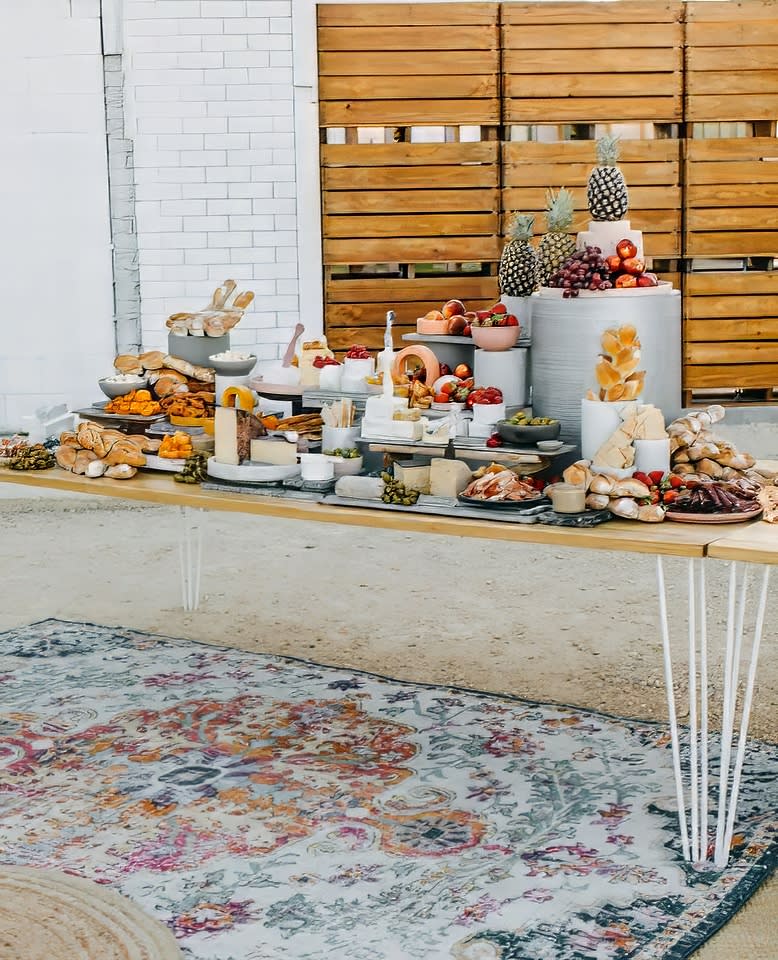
[6,467,770,560]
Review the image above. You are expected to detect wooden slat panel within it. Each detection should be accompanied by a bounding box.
[503,185,681,211]
[685,21,778,46]
[687,70,778,97]
[686,292,778,320]
[502,23,681,50]
[685,272,778,296]
[326,188,500,215]
[685,342,778,364]
[502,2,681,24]
[687,208,778,231]
[687,184,778,207]
[686,138,778,161]
[321,99,500,126]
[687,46,778,71]
[319,50,495,76]
[504,47,678,73]
[505,73,680,99]
[685,364,778,389]
[505,97,680,123]
[327,299,495,326]
[327,326,416,351]
[318,3,499,27]
[324,213,497,239]
[687,95,778,122]
[503,160,679,187]
[320,75,499,101]
[318,25,497,52]
[686,318,778,341]
[686,232,778,257]
[327,277,499,302]
[503,140,680,163]
[322,143,498,167]
[324,165,498,190]
[324,237,500,264]
[687,161,778,185]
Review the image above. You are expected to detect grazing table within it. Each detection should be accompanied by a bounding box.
[2,468,775,869]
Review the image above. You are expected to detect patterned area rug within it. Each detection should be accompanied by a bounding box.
[0,620,776,960]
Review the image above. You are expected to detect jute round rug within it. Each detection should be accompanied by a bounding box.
[0,867,183,960]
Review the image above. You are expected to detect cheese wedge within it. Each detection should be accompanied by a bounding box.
[250,438,298,465]
[429,458,472,497]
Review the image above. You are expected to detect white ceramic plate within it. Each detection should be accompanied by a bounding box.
[207,457,300,483]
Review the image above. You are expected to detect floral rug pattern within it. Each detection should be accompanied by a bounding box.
[0,619,776,959]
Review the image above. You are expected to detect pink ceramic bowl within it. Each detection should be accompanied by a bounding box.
[470,325,521,351]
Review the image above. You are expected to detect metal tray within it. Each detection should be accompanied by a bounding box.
[74,402,166,424]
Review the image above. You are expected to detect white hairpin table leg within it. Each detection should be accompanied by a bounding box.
[178,506,205,612]
[656,555,691,862]
[656,556,771,868]
[715,564,771,868]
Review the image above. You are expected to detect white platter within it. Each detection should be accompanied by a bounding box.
[143,455,186,473]
[207,457,300,483]
[535,281,676,299]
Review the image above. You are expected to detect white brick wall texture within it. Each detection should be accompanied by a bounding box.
[124,0,299,362]
[0,0,115,429]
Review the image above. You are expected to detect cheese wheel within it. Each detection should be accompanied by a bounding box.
[220,385,255,411]
[391,346,440,386]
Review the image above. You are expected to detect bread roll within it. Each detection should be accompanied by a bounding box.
[139,350,165,371]
[586,492,610,510]
[638,503,665,523]
[85,459,107,478]
[73,449,99,475]
[608,497,639,520]
[562,460,592,489]
[55,446,77,471]
[697,458,724,479]
[687,441,720,462]
[104,463,138,480]
[114,354,143,376]
[612,478,651,498]
[590,474,616,496]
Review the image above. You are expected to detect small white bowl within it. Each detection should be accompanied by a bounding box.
[537,439,564,452]
[208,354,257,377]
[328,455,364,477]
[98,377,148,399]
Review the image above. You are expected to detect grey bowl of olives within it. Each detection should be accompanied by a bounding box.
[496,417,561,445]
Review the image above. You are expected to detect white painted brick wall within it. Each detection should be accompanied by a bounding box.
[124,0,299,363]
[0,0,114,429]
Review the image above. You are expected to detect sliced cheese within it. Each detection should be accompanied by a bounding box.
[214,407,239,465]
[429,458,472,498]
[250,437,298,465]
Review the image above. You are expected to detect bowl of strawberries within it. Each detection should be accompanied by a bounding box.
[469,303,521,351]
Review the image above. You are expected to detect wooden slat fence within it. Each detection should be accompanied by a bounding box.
[318,1,778,397]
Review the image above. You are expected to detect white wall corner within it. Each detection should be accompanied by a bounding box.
[292,0,323,339]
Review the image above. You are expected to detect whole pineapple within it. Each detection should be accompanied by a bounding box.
[537,188,577,285]
[587,135,628,221]
[498,213,538,298]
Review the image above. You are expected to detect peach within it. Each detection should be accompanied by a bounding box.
[441,299,466,319]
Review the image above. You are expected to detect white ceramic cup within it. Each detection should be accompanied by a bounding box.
[472,401,506,424]
[322,425,360,453]
[300,454,335,482]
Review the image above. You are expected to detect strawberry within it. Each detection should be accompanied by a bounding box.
[649,470,665,485]
[486,434,503,448]
[663,489,680,505]
[490,302,508,314]
[505,314,519,326]
[633,471,650,486]
[669,474,684,489]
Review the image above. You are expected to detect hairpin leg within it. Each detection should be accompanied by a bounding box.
[178,506,205,612]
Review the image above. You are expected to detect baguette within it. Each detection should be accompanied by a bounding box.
[163,354,215,383]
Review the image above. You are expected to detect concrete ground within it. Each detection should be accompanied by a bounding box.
[1,485,776,958]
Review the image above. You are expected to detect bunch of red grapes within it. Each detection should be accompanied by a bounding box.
[548,246,613,298]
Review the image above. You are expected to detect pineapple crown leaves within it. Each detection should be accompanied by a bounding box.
[544,188,575,233]
[595,134,621,168]
[506,212,535,243]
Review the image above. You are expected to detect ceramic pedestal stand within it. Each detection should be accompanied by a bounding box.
[530,287,681,449]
